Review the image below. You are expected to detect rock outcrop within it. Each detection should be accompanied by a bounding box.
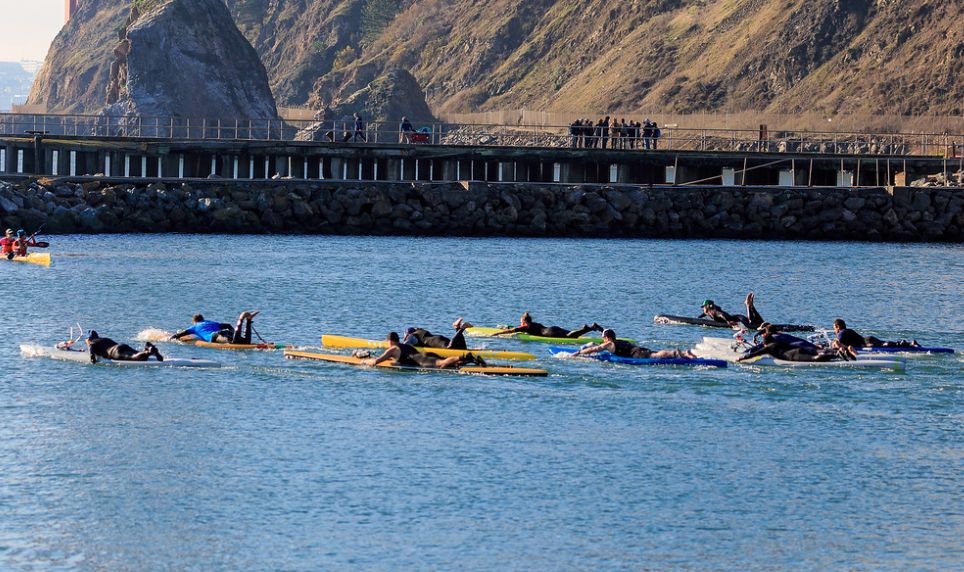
[102,0,277,120]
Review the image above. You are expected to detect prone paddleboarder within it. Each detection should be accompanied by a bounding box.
[171,311,259,345]
[700,293,765,329]
[84,330,164,363]
[832,319,920,350]
[363,331,486,369]
[737,325,851,363]
[571,329,697,359]
[402,317,473,349]
[493,312,604,338]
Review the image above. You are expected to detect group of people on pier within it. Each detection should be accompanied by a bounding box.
[569,117,661,150]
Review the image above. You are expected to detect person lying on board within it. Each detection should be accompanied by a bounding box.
[493,312,604,339]
[737,325,850,363]
[363,331,486,369]
[86,330,163,363]
[572,329,697,359]
[171,311,259,345]
[832,319,920,350]
[402,317,473,349]
[699,293,765,328]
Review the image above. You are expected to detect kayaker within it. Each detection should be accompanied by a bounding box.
[1,229,16,259]
[699,293,765,328]
[737,326,845,363]
[572,329,697,359]
[13,229,39,256]
[171,311,260,345]
[363,331,486,369]
[832,319,920,350]
[86,330,164,363]
[402,317,473,349]
[493,312,604,339]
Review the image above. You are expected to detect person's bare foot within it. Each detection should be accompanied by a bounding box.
[247,311,260,320]
[452,317,464,329]
[745,292,754,306]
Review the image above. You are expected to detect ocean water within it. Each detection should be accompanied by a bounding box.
[1,235,962,571]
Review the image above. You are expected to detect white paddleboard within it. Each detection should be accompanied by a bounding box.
[20,344,221,368]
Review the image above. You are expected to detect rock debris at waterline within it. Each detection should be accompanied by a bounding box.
[0,180,961,242]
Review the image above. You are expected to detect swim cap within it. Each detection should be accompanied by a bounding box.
[86,330,99,340]
[602,328,616,339]
[702,299,714,307]
[405,327,416,335]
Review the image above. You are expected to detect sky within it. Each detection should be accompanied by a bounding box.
[0,0,65,62]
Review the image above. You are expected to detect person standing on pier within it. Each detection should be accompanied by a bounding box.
[352,113,367,142]
[399,116,414,143]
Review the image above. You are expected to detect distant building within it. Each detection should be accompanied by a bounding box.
[0,62,39,112]
[65,0,78,23]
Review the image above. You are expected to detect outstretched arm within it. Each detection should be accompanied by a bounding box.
[170,328,194,341]
[737,343,773,362]
[367,347,399,366]
[493,326,525,336]
[572,341,614,357]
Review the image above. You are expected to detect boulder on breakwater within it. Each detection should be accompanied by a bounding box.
[0,179,961,242]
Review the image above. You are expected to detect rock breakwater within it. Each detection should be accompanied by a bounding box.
[0,179,960,242]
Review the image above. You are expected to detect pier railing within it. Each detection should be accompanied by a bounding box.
[1,113,962,159]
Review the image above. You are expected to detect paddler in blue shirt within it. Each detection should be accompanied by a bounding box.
[363,331,486,369]
[493,312,604,338]
[171,311,259,344]
[572,329,697,359]
[402,317,473,349]
[699,292,765,328]
[86,330,164,363]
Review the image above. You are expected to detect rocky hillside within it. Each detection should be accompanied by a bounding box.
[28,0,963,118]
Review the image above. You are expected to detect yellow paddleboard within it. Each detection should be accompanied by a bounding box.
[285,350,548,377]
[7,253,51,267]
[321,334,535,361]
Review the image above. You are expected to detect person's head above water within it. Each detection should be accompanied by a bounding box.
[387,331,400,344]
[405,327,416,335]
[192,314,204,323]
[521,312,532,325]
[16,229,25,237]
[602,328,616,341]
[833,319,847,331]
[86,330,99,342]
[702,299,716,309]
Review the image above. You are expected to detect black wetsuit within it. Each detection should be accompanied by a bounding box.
[211,320,252,345]
[701,304,764,328]
[522,321,594,339]
[743,334,832,362]
[394,343,442,368]
[612,339,652,359]
[836,328,915,348]
[405,328,467,350]
[88,337,140,363]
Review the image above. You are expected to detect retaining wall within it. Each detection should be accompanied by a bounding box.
[0,179,961,242]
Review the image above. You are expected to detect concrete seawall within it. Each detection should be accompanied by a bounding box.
[0,178,961,242]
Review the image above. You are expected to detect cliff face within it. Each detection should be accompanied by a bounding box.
[28,0,964,118]
[103,0,277,119]
[26,0,128,114]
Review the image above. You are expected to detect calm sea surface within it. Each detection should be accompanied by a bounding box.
[1,235,962,571]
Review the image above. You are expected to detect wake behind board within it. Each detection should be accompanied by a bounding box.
[20,344,221,368]
[654,314,815,332]
[548,347,727,368]
[284,350,548,377]
[321,334,535,361]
